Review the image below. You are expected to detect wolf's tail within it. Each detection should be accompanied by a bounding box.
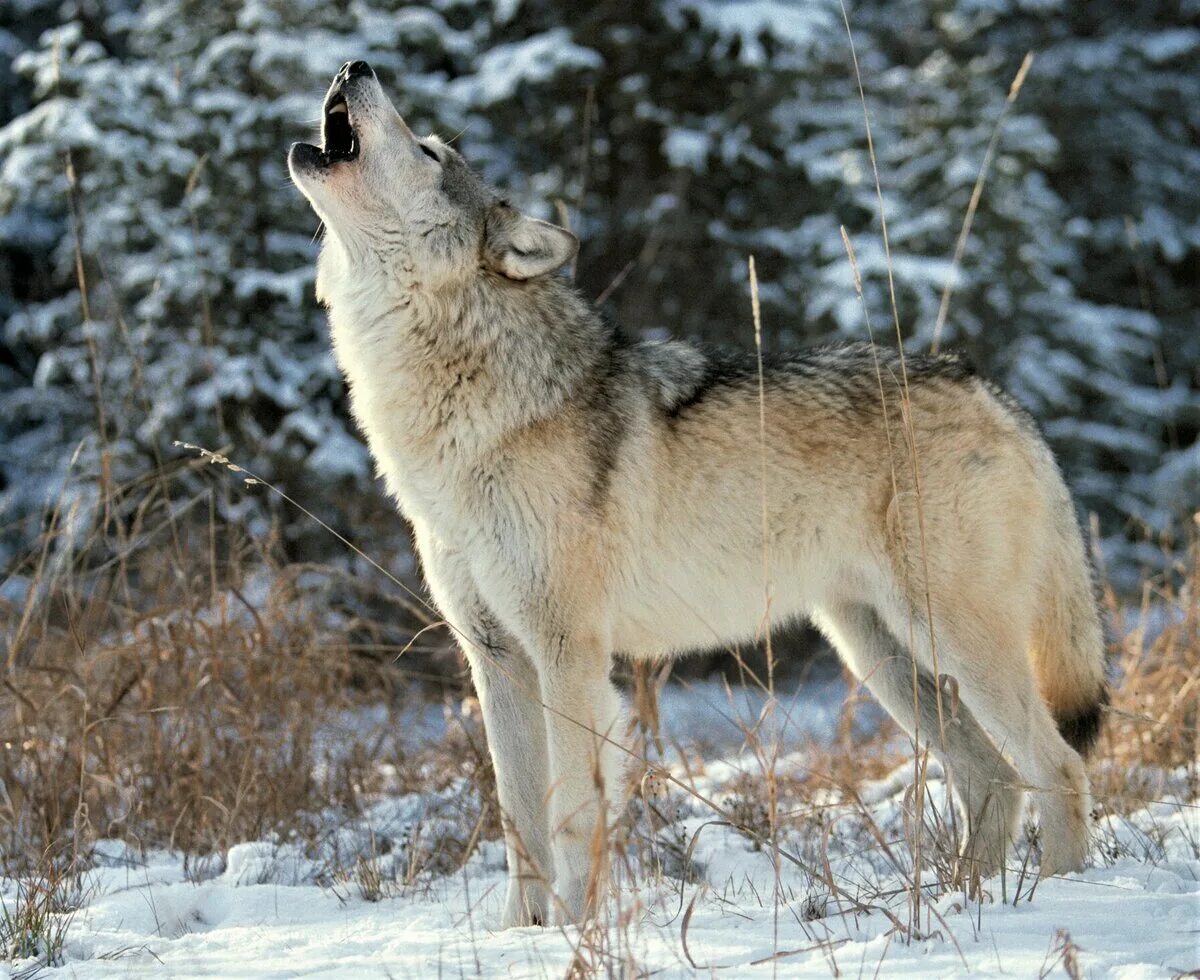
[1029,513,1109,757]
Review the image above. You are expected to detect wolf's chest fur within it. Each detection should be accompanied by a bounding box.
[325,280,590,538]
[335,325,498,525]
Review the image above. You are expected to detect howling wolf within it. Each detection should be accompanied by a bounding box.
[289,61,1105,927]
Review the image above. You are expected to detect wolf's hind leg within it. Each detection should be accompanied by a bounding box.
[919,631,1092,879]
[814,603,1024,879]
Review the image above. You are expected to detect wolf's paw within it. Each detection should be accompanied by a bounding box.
[1038,829,1090,878]
[551,871,591,927]
[501,876,550,929]
[1036,773,1092,878]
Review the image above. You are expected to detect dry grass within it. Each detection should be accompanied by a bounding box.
[1095,522,1199,808]
[0,849,87,969]
[0,453,1194,976]
[5,549,359,865]
[0,472,501,884]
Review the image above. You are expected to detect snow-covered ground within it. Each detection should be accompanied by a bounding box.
[4,678,1197,978]
[10,772,1197,978]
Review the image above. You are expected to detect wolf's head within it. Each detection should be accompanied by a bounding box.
[288,62,578,294]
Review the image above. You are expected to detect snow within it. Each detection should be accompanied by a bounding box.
[7,670,1197,977]
[12,756,1196,978]
[662,129,709,170]
[672,0,837,62]
[305,427,370,479]
[447,30,602,106]
[1139,28,1200,64]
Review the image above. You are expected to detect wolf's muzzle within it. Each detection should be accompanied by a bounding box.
[338,60,374,82]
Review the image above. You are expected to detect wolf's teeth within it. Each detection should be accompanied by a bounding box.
[328,102,348,115]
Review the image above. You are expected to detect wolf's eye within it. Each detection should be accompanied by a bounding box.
[420,144,440,164]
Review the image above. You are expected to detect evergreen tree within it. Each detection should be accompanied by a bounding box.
[0,0,1194,584]
[879,0,1200,575]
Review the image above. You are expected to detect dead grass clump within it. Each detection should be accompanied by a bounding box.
[1095,530,1199,808]
[0,849,88,969]
[0,489,443,874]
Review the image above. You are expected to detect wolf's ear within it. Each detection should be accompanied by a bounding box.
[483,205,578,281]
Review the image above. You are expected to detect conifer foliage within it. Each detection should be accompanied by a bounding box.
[1,0,1195,582]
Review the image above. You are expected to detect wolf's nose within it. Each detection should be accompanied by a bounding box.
[340,61,374,80]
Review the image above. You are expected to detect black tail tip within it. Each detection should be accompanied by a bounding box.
[1056,686,1109,757]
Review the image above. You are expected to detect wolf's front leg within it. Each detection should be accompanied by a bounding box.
[535,638,628,924]
[416,536,552,927]
[465,636,553,927]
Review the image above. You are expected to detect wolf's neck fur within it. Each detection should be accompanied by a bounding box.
[323,258,608,516]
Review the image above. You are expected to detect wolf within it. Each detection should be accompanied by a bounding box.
[289,62,1107,928]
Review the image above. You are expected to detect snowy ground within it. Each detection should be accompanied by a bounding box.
[4,677,1198,978]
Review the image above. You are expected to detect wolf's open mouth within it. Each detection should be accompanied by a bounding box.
[321,92,358,164]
